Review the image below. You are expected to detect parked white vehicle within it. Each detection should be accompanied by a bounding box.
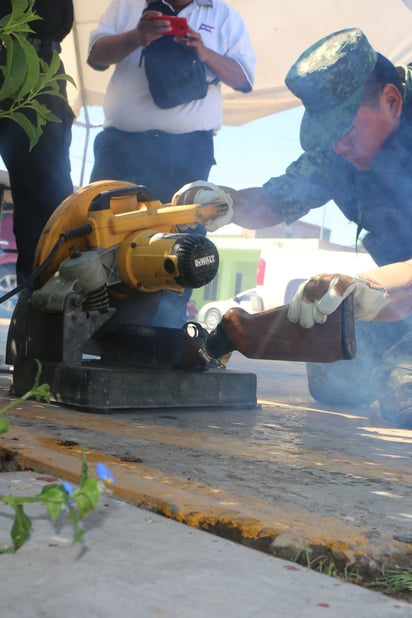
[256,246,377,309]
[197,288,262,331]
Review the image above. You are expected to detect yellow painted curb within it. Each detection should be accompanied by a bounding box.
[1,424,408,567]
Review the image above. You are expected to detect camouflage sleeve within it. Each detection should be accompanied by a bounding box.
[263,148,336,224]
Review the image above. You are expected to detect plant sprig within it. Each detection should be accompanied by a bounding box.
[0,0,75,148]
[0,360,115,553]
[1,454,114,552]
[0,359,49,434]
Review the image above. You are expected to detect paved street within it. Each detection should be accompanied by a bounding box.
[1,352,411,583]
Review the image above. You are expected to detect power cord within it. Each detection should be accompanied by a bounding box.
[0,224,92,306]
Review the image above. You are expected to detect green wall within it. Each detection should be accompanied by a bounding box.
[191,238,262,306]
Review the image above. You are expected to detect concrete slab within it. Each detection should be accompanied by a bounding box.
[1,471,411,618]
[1,352,412,606]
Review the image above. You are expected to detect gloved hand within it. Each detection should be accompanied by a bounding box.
[287,273,391,328]
[172,181,234,232]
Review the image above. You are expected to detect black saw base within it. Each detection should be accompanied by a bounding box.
[12,360,258,412]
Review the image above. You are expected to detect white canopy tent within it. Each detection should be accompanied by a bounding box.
[61,0,412,127]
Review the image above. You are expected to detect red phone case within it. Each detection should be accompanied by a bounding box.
[148,16,188,36]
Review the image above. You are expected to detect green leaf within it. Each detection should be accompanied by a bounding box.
[40,484,65,499]
[5,110,38,148]
[11,0,34,24]
[66,503,85,544]
[29,98,53,120]
[44,51,61,80]
[14,38,41,100]
[40,485,66,522]
[67,502,80,527]
[72,527,85,545]
[0,1,38,34]
[45,500,64,522]
[0,415,10,434]
[59,71,76,89]
[0,36,28,101]
[80,450,89,484]
[0,2,75,146]
[74,478,101,518]
[10,504,32,550]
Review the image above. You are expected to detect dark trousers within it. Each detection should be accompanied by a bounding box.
[90,127,215,328]
[0,95,73,284]
[90,127,215,202]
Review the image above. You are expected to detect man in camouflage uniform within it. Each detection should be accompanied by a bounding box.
[172,28,412,426]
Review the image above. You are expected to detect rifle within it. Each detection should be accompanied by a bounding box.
[205,295,355,363]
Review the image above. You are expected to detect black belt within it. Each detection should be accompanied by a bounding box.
[27,36,61,55]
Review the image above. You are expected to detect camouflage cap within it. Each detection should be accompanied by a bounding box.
[285,28,377,150]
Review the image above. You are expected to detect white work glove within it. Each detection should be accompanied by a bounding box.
[287,273,391,328]
[171,181,233,232]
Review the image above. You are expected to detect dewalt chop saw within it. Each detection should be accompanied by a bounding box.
[6,180,355,411]
[6,180,258,410]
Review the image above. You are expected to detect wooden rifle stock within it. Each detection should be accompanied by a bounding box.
[206,295,356,363]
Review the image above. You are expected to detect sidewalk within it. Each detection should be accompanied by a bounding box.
[1,472,410,618]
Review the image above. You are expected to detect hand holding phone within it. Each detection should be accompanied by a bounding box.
[147,16,189,36]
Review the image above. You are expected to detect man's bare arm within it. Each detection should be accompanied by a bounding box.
[88,10,171,69]
[199,49,251,92]
[180,27,251,92]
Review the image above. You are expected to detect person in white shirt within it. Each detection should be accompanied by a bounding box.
[87,0,255,328]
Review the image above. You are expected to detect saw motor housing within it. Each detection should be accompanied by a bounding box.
[6,180,226,392]
[33,181,221,302]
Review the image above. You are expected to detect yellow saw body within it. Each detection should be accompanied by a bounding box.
[33,180,223,294]
[6,180,237,405]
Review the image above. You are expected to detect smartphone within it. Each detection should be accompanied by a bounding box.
[148,16,189,36]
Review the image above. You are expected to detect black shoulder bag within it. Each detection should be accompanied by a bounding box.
[140,3,209,109]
